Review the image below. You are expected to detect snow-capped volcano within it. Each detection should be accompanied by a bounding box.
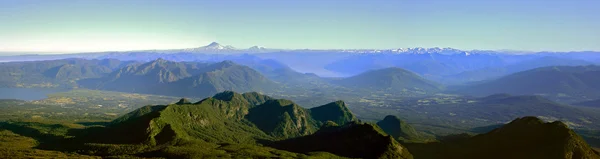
[183,42,237,53]
[203,42,236,50]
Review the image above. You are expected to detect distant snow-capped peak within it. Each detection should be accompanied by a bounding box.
[248,46,266,50]
[182,42,238,53]
[345,47,468,55]
[201,42,236,50]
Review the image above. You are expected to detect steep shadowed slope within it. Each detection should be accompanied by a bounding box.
[245,99,319,139]
[270,121,414,159]
[377,115,422,142]
[406,117,600,159]
[309,100,357,126]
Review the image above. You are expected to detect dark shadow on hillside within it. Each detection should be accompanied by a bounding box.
[582,136,600,148]
[469,124,504,134]
[434,133,472,143]
[255,138,274,146]
[76,121,110,127]
[0,122,76,151]
[0,121,156,157]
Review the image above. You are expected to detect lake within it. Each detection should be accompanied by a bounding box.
[0,88,70,101]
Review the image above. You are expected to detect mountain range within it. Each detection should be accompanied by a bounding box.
[0,57,450,99]
[0,58,133,88]
[80,59,279,98]
[3,91,597,158]
[456,65,600,103]
[2,42,598,79]
[440,56,595,84]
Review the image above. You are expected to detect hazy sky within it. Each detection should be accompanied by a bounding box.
[1,0,599,53]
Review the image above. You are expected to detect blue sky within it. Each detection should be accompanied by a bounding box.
[0,0,599,53]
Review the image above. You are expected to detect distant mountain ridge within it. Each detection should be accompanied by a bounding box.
[80,59,280,98]
[2,42,599,78]
[457,65,600,102]
[335,67,443,93]
[440,56,595,84]
[573,99,600,108]
[0,58,133,88]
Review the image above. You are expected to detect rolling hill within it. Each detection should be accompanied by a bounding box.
[457,65,600,102]
[335,67,443,93]
[441,56,594,84]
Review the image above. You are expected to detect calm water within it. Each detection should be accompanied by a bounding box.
[0,88,70,101]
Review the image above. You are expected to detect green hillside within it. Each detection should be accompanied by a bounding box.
[246,99,319,138]
[84,91,357,143]
[63,91,361,157]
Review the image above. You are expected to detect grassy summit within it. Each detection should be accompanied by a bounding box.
[86,91,358,145]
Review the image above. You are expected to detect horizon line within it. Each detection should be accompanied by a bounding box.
[2,42,600,55]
